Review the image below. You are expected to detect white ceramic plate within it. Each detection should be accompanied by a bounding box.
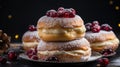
[19,52,102,63]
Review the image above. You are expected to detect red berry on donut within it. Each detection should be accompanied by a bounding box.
[58,7,64,11]
[85,23,92,31]
[92,21,99,26]
[91,25,101,33]
[70,8,76,15]
[46,56,58,61]
[101,24,112,31]
[29,25,36,31]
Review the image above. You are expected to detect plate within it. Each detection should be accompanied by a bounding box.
[19,52,102,63]
[102,52,116,57]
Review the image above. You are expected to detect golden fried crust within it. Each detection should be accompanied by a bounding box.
[37,15,85,41]
[37,38,90,51]
[37,15,84,29]
[90,38,119,52]
[37,26,86,41]
[85,30,117,43]
[91,43,119,52]
[37,51,91,62]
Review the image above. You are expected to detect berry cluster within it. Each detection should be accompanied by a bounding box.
[100,49,114,56]
[98,58,109,67]
[0,51,18,64]
[28,25,36,31]
[26,48,38,60]
[85,21,112,33]
[46,7,76,18]
[46,56,59,62]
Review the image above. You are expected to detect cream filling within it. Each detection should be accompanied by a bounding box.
[91,38,119,47]
[23,42,39,47]
[38,26,86,34]
[38,48,91,56]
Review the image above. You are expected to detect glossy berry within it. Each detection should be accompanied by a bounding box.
[70,8,76,14]
[92,21,99,26]
[100,49,114,55]
[64,12,70,18]
[0,56,7,64]
[69,12,75,18]
[49,10,57,17]
[26,49,34,55]
[28,25,36,31]
[98,58,109,67]
[101,24,112,31]
[8,51,17,61]
[58,7,64,11]
[46,7,76,18]
[46,56,58,61]
[26,48,37,58]
[91,25,101,33]
[57,10,65,17]
[85,23,92,31]
[31,55,38,60]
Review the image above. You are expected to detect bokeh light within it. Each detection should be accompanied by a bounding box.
[115,6,119,10]
[118,23,120,27]
[109,0,113,5]
[8,14,12,19]
[15,34,19,39]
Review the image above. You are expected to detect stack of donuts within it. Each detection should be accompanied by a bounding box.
[36,7,91,62]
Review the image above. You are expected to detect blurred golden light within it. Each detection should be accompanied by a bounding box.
[115,6,119,10]
[8,14,12,19]
[118,23,120,27]
[15,34,19,39]
[109,0,113,5]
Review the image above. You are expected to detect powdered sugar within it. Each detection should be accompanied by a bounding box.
[37,15,83,28]
[22,31,40,39]
[37,38,90,51]
[85,30,116,43]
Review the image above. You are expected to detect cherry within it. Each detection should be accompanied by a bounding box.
[100,49,114,55]
[46,56,58,61]
[8,51,17,61]
[31,55,38,60]
[91,25,101,33]
[46,7,76,18]
[98,58,109,67]
[0,56,7,64]
[26,48,37,58]
[28,25,36,31]
[85,23,92,31]
[92,21,99,26]
[70,8,76,14]
[101,24,112,31]
[57,10,65,17]
[58,7,64,11]
[64,12,70,18]
[26,49,33,55]
[69,12,75,18]
[50,10,57,17]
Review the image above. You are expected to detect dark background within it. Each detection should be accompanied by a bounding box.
[0,0,120,42]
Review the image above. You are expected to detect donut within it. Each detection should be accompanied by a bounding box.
[85,21,119,52]
[37,38,91,62]
[37,7,86,41]
[22,25,40,51]
[85,31,119,52]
